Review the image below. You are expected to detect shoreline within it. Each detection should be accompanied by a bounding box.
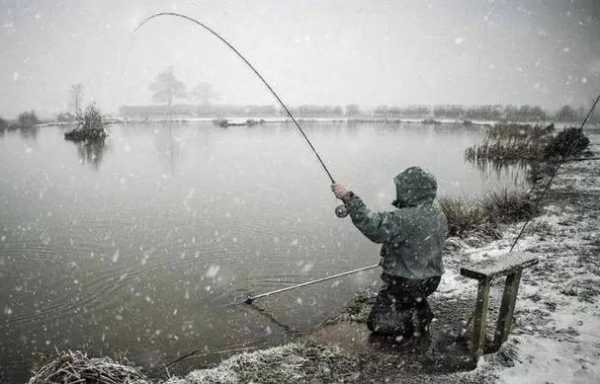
[33,117,592,129]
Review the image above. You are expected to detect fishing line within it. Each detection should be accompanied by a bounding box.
[508,93,600,252]
[134,12,335,185]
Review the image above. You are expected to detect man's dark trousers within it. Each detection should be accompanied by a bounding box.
[367,273,441,336]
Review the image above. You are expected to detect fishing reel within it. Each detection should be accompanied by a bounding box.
[335,204,349,218]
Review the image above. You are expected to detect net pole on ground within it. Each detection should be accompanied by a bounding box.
[243,263,380,304]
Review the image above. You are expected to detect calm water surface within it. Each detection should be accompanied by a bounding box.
[0,121,528,382]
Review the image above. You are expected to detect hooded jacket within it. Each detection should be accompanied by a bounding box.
[343,167,447,279]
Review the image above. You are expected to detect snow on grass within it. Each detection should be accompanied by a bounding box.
[166,342,358,384]
[498,333,600,383]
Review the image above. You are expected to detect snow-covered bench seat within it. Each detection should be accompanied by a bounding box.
[460,252,539,357]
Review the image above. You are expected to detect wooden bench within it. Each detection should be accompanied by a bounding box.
[460,252,539,357]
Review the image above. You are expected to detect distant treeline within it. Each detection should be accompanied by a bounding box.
[0,111,40,133]
[118,103,597,122]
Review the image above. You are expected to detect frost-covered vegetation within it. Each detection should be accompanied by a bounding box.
[543,127,591,159]
[64,103,107,142]
[28,350,148,384]
[440,189,535,239]
[165,342,357,384]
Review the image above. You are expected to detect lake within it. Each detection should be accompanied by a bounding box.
[0,121,528,382]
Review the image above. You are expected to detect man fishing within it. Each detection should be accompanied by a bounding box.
[332,166,448,339]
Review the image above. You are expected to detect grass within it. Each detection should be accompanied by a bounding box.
[176,342,357,384]
[485,123,553,142]
[482,189,536,224]
[28,350,148,384]
[465,123,554,162]
[440,189,536,239]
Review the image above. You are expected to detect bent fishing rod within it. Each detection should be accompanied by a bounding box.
[135,12,377,305]
[135,12,347,219]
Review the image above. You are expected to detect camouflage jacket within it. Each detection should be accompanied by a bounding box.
[343,167,448,279]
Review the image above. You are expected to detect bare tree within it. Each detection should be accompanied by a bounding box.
[149,67,186,107]
[191,81,219,105]
[70,83,84,115]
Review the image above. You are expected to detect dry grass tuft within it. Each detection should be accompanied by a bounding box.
[440,189,535,239]
[482,189,536,224]
[28,350,148,384]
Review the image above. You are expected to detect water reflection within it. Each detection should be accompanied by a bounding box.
[74,140,109,169]
[18,125,39,139]
[154,123,182,175]
[467,157,531,188]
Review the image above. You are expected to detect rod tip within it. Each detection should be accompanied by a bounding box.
[243,296,254,305]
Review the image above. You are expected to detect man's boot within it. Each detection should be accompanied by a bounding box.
[411,301,434,337]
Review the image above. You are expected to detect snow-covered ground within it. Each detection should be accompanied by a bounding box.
[438,143,600,383]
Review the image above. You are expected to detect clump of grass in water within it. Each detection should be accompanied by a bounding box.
[65,103,107,142]
[485,123,553,142]
[465,123,554,162]
[440,189,535,239]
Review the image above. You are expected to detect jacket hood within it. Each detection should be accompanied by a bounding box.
[392,166,437,208]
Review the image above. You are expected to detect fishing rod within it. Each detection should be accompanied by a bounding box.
[135,12,348,218]
[508,93,600,252]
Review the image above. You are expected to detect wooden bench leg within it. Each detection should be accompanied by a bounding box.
[471,277,491,357]
[493,269,522,351]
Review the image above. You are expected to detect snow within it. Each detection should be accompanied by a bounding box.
[205,265,221,278]
[168,344,306,384]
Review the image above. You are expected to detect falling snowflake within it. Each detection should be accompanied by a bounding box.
[112,249,120,263]
[205,265,220,278]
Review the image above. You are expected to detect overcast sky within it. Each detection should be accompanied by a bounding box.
[1,0,599,117]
